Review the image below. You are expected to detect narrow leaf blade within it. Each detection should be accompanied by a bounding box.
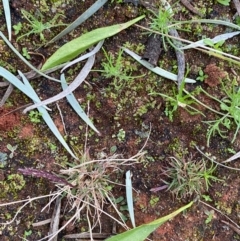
[46,0,108,45]
[126,170,135,228]
[123,48,196,83]
[0,67,77,159]
[3,0,11,41]
[61,74,100,134]
[18,71,77,159]
[180,31,240,50]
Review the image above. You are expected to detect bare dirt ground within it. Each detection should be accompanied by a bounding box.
[0,0,240,240]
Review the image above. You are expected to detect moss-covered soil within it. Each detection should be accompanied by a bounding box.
[0,0,240,240]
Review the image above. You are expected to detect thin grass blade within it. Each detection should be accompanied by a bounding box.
[2,0,11,41]
[61,74,100,134]
[41,15,145,70]
[223,151,240,163]
[170,19,240,31]
[46,0,108,45]
[0,31,61,82]
[123,47,196,83]
[180,31,240,50]
[126,170,135,228]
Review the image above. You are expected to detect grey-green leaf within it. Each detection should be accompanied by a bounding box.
[0,67,77,159]
[123,47,196,83]
[126,170,135,228]
[61,74,100,134]
[2,0,11,41]
[46,0,108,45]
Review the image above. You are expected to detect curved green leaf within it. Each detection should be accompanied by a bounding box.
[106,202,193,241]
[41,15,145,70]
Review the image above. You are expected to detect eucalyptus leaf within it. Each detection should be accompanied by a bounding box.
[61,40,104,72]
[41,15,145,70]
[0,67,48,107]
[223,150,240,163]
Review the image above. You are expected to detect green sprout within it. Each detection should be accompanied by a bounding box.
[22,47,31,60]
[149,6,186,51]
[150,81,203,122]
[28,110,42,123]
[202,82,240,145]
[149,195,159,207]
[13,22,23,35]
[99,48,143,91]
[196,69,208,82]
[205,210,214,224]
[16,9,67,42]
[116,128,126,142]
[203,38,225,52]
[6,144,18,158]
[149,7,174,50]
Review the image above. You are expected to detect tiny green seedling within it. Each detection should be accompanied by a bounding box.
[48,142,57,152]
[202,194,213,202]
[196,69,208,82]
[150,81,203,122]
[22,229,32,241]
[150,195,159,207]
[22,47,31,60]
[116,128,126,142]
[17,9,67,42]
[6,144,18,158]
[28,110,42,123]
[204,210,214,224]
[203,38,225,52]
[149,7,175,50]
[99,48,143,91]
[202,82,240,145]
[13,22,23,35]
